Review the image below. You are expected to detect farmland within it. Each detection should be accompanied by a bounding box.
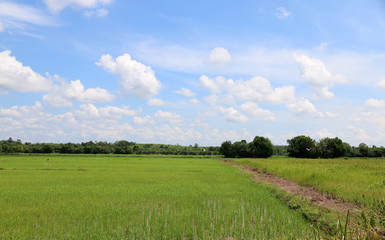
[0,155,313,239]
[231,157,385,231]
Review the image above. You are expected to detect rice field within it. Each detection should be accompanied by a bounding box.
[232,157,385,218]
[0,155,313,239]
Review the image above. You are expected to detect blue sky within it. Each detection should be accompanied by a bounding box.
[1,0,385,146]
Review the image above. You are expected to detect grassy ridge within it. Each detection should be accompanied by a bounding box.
[0,155,312,239]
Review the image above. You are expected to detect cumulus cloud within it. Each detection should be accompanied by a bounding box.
[275,7,291,19]
[74,104,140,120]
[43,78,114,107]
[96,53,162,98]
[200,75,296,104]
[239,102,275,121]
[147,98,166,106]
[43,0,113,12]
[365,98,385,109]
[219,106,248,123]
[316,128,336,139]
[375,79,385,90]
[174,88,196,97]
[0,50,114,106]
[286,97,319,116]
[293,53,348,99]
[208,47,232,65]
[84,8,109,18]
[154,110,183,124]
[0,102,143,142]
[133,116,155,125]
[190,98,200,104]
[0,50,52,92]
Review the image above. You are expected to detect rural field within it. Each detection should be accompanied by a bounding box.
[230,157,385,233]
[0,154,314,239]
[231,157,385,212]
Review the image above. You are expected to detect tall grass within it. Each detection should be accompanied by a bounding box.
[0,155,312,239]
[232,157,385,229]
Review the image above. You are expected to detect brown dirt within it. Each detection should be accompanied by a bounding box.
[225,160,362,213]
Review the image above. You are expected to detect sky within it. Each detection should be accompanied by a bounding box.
[1,0,385,146]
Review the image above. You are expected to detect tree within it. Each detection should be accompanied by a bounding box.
[358,143,369,157]
[232,140,249,158]
[287,135,316,158]
[249,136,273,158]
[219,141,232,157]
[318,137,346,158]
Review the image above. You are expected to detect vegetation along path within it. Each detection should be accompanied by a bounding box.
[225,160,361,213]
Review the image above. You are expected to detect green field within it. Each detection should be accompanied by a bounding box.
[0,155,313,239]
[232,157,385,225]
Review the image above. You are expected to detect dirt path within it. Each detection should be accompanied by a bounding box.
[226,160,362,213]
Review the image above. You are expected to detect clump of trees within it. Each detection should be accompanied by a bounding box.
[286,135,385,158]
[219,136,273,158]
[219,135,385,159]
[0,138,220,156]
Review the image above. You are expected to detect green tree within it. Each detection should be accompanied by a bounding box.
[219,141,232,157]
[249,136,273,158]
[287,135,316,158]
[318,137,346,158]
[232,140,249,158]
[358,143,369,157]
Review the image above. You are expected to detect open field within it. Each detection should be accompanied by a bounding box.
[0,155,313,239]
[231,157,385,228]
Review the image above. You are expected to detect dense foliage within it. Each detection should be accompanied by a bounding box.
[286,136,385,158]
[0,138,219,155]
[219,136,273,158]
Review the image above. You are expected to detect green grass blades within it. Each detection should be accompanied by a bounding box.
[232,157,385,229]
[0,155,312,239]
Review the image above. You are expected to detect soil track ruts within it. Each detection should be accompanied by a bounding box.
[225,160,362,213]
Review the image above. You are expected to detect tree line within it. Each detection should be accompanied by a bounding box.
[0,138,220,156]
[219,135,385,158]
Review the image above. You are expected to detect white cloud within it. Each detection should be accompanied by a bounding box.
[174,88,196,97]
[0,50,52,92]
[200,75,296,104]
[364,98,385,109]
[43,78,114,107]
[316,128,336,139]
[286,97,318,116]
[294,53,348,99]
[133,116,155,125]
[275,7,291,19]
[208,47,232,65]
[154,110,183,124]
[147,98,166,107]
[314,42,328,51]
[75,104,140,120]
[43,0,113,12]
[342,125,372,143]
[84,8,109,18]
[203,94,235,105]
[96,53,162,98]
[219,106,248,123]
[375,79,385,90]
[190,98,200,104]
[239,102,275,121]
[0,2,56,30]
[0,20,4,32]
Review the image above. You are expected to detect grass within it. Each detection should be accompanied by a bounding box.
[0,154,314,239]
[231,157,385,230]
